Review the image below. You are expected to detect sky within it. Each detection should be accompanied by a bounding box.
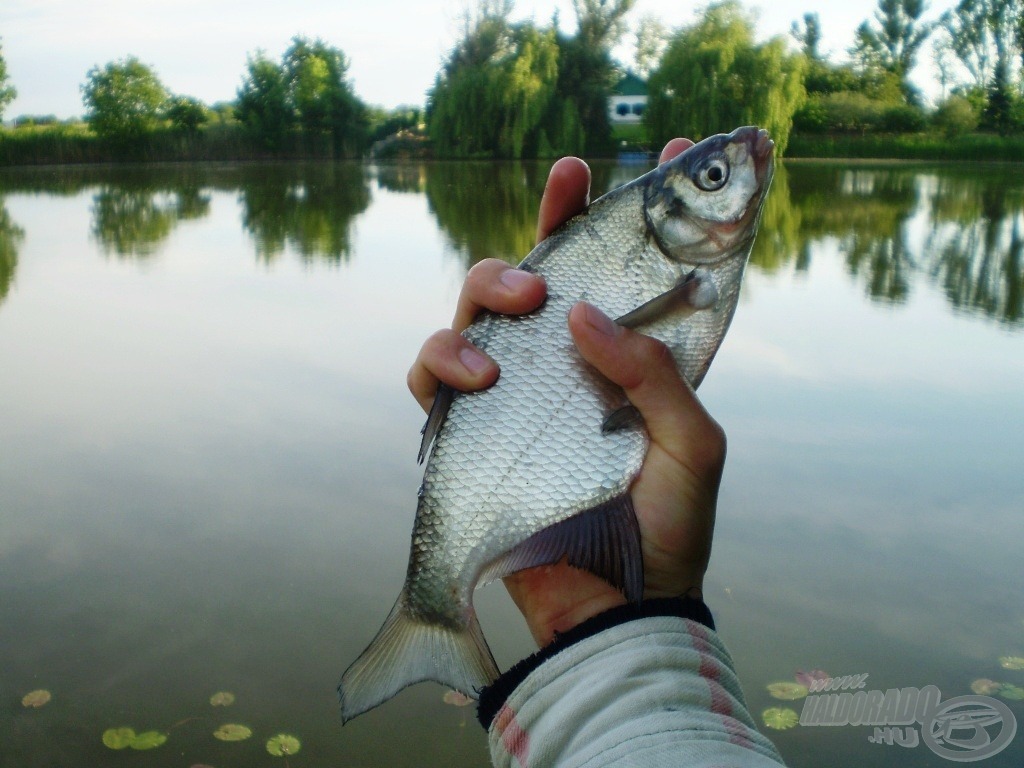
[1,0,959,121]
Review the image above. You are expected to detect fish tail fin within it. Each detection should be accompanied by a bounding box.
[338,590,498,723]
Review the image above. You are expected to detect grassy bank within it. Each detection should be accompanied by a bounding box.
[0,124,362,166]
[6,124,1024,166]
[787,132,1024,162]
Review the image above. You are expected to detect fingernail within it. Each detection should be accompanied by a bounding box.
[500,268,534,290]
[458,346,491,375]
[582,303,618,337]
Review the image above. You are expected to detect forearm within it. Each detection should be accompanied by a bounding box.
[479,598,787,768]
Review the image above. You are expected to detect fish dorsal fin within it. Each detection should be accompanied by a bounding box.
[418,383,455,464]
[478,494,643,602]
[615,268,718,330]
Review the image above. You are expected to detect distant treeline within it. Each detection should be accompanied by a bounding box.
[3,0,1024,165]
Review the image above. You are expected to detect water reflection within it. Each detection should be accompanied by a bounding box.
[237,164,371,264]
[926,176,1024,325]
[749,164,801,273]
[374,164,426,195]
[0,200,23,305]
[424,162,548,265]
[91,185,211,258]
[786,164,1024,325]
[2,160,1022,324]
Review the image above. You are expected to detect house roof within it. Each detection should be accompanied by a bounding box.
[612,72,647,97]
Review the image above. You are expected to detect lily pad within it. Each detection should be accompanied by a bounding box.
[210,691,236,707]
[103,727,137,749]
[767,682,809,700]
[213,723,252,742]
[443,690,474,707]
[999,656,1024,671]
[130,731,167,750]
[21,689,51,708]
[971,679,1002,695]
[998,684,1024,700]
[762,707,800,730]
[266,733,301,756]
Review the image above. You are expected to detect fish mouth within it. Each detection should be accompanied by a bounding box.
[746,127,775,180]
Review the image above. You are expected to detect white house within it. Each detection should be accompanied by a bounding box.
[608,73,647,126]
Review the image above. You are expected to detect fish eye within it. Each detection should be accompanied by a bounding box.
[694,154,730,192]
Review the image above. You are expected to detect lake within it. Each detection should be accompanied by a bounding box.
[1,158,1022,767]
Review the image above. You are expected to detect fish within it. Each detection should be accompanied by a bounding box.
[339,126,775,723]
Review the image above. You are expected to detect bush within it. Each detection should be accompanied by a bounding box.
[879,105,926,133]
[932,96,980,138]
[817,92,885,133]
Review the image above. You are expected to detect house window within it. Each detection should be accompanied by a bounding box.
[616,103,630,116]
[632,103,645,116]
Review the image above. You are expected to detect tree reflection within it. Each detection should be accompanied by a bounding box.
[785,163,1024,326]
[425,162,547,266]
[927,176,1024,325]
[749,163,801,273]
[91,185,210,258]
[374,164,426,194]
[0,201,25,307]
[237,164,371,264]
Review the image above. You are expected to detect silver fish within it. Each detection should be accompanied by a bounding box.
[339,126,775,722]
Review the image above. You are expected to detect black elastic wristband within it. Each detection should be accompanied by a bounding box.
[477,596,714,730]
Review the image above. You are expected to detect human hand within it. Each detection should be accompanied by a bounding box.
[408,141,726,646]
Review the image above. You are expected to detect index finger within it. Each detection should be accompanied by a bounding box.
[536,157,591,244]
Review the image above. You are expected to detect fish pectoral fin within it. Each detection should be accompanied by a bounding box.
[338,589,498,724]
[615,268,719,330]
[478,494,643,602]
[418,383,455,464]
[601,405,643,433]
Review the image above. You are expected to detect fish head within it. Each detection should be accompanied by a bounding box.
[644,126,775,266]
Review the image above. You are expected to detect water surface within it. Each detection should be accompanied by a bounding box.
[1,160,1022,767]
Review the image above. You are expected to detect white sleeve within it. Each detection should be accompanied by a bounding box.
[484,615,787,768]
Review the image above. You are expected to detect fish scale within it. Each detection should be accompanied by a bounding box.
[339,126,775,723]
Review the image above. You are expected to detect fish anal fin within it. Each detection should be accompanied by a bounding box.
[479,494,643,602]
[338,590,498,723]
[418,384,455,464]
[616,268,719,330]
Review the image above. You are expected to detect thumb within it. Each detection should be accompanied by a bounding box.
[567,302,725,475]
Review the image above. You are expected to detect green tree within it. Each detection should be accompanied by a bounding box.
[165,95,209,134]
[940,0,1022,131]
[851,0,936,103]
[548,0,635,155]
[237,39,367,156]
[282,36,367,154]
[81,57,168,141]
[645,1,805,153]
[0,38,16,121]
[790,12,823,61]
[634,15,669,78]
[237,51,293,149]
[428,5,559,158]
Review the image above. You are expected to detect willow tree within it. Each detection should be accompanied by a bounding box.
[645,1,805,153]
[428,13,559,158]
